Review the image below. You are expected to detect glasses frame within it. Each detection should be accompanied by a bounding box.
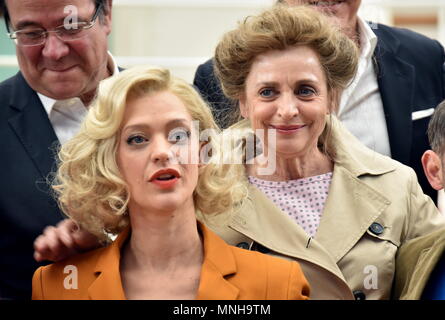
[6,2,103,47]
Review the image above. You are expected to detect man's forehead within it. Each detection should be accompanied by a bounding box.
[6,0,95,15]
[6,0,96,26]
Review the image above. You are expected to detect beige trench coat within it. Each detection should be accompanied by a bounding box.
[199,117,445,300]
[394,227,445,299]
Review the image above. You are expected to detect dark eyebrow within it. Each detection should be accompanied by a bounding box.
[14,21,43,30]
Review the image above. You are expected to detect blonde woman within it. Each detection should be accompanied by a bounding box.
[31,66,310,300]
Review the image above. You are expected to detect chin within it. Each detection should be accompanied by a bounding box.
[150,195,188,212]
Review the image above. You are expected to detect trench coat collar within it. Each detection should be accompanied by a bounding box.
[87,222,239,300]
[228,116,394,263]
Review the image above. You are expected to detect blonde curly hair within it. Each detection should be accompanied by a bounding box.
[53,66,247,241]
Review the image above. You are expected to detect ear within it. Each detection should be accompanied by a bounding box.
[421,150,444,190]
[102,0,113,35]
[239,94,249,119]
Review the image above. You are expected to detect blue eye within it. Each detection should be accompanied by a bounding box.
[126,135,147,145]
[168,129,190,144]
[298,86,316,97]
[259,88,276,98]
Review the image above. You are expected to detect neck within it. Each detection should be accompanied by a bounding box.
[249,146,333,181]
[123,200,203,272]
[79,59,112,106]
[348,19,361,50]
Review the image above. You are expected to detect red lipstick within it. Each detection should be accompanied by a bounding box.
[149,168,181,189]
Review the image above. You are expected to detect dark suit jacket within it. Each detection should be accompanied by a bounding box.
[0,72,64,300]
[193,23,445,202]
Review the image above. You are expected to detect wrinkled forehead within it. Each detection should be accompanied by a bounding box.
[6,0,96,26]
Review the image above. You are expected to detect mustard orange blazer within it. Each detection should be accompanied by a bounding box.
[32,223,310,300]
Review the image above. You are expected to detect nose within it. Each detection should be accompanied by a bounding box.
[277,92,299,120]
[41,33,69,61]
[150,137,174,164]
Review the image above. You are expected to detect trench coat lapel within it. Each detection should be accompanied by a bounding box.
[315,118,393,263]
[315,165,391,263]
[229,186,346,281]
[196,224,239,300]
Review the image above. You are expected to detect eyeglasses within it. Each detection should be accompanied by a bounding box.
[7,4,102,47]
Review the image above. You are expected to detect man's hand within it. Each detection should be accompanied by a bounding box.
[33,219,101,262]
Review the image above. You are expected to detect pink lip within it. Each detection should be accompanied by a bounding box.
[269,124,307,135]
[45,65,76,72]
[149,168,181,190]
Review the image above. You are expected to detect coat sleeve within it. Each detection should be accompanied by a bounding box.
[32,267,44,300]
[405,168,445,241]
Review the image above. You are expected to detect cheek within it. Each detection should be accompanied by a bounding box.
[17,47,40,69]
[183,165,200,190]
[117,152,145,187]
[250,103,275,127]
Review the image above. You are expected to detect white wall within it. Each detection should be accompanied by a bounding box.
[112,0,274,82]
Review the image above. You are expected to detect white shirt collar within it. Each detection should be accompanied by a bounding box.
[357,16,378,61]
[38,51,119,115]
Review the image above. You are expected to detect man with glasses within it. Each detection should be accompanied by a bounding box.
[0,0,116,299]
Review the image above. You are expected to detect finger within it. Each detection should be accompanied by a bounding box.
[43,226,68,260]
[34,235,55,262]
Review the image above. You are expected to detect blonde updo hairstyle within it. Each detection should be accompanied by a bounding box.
[214,5,359,158]
[53,66,247,241]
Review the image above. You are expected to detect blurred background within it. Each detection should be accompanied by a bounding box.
[0,0,444,83]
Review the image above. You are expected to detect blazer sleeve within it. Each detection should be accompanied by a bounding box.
[287,262,310,300]
[404,168,445,241]
[32,267,44,300]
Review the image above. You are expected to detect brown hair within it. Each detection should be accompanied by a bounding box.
[213,4,359,158]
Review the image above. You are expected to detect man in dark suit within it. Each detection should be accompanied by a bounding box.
[193,0,445,203]
[0,0,116,299]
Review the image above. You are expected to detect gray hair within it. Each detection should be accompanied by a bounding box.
[428,100,445,155]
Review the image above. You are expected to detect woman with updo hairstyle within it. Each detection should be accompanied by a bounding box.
[31,65,310,300]
[208,4,445,300]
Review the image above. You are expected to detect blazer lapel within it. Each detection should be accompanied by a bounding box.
[373,29,415,164]
[7,73,59,179]
[196,224,239,300]
[88,228,128,300]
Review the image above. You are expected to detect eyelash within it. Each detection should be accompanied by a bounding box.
[258,86,317,99]
[298,86,316,97]
[126,134,148,145]
[125,130,191,146]
[168,130,191,144]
